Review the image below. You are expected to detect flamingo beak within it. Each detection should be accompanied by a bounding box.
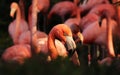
[99,14,106,27]
[65,36,76,56]
[98,17,102,27]
[77,32,84,44]
[10,8,16,18]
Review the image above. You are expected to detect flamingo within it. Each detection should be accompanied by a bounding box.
[1,44,31,64]
[112,0,120,32]
[17,0,48,54]
[48,24,80,66]
[64,8,83,43]
[28,0,50,32]
[89,3,116,57]
[81,18,117,65]
[18,31,48,54]
[79,3,117,64]
[79,0,110,17]
[8,2,29,44]
[48,1,78,22]
[47,1,78,33]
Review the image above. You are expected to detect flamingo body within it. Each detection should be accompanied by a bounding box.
[2,44,31,64]
[9,2,29,44]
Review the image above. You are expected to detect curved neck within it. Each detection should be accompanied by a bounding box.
[31,0,38,34]
[117,0,120,28]
[76,8,81,20]
[15,4,21,44]
[106,17,115,57]
[16,5,21,23]
[28,5,32,30]
[48,34,58,59]
[19,0,25,19]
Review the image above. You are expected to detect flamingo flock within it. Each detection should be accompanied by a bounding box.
[1,0,120,67]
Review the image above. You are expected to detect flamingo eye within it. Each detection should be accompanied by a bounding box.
[63,33,67,36]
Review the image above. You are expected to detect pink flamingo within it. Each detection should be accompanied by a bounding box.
[1,44,31,64]
[18,0,48,54]
[28,0,50,32]
[47,1,78,33]
[79,3,117,64]
[18,31,48,54]
[48,1,77,22]
[79,0,109,17]
[8,2,29,44]
[30,1,80,65]
[18,0,49,54]
[112,0,120,33]
[89,3,116,57]
[64,8,83,43]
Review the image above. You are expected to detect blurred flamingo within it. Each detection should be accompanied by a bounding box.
[1,44,31,64]
[48,1,77,22]
[79,3,117,64]
[89,3,116,57]
[112,0,120,32]
[8,2,29,44]
[28,0,50,32]
[64,8,83,43]
[47,1,78,33]
[21,0,49,54]
[79,0,109,17]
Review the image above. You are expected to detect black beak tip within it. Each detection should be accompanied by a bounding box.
[67,49,76,57]
[99,20,102,27]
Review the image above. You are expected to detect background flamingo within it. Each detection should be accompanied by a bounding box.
[28,0,50,32]
[1,44,31,64]
[64,7,83,43]
[47,1,78,34]
[79,3,117,64]
[8,2,29,44]
[27,0,49,54]
[79,0,110,17]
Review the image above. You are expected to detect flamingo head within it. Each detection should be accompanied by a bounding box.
[59,25,77,57]
[10,2,18,17]
[49,24,77,58]
[68,23,83,44]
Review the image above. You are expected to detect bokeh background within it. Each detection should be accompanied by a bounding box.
[0,0,120,75]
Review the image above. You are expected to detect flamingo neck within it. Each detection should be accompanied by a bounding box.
[14,4,21,44]
[28,5,32,30]
[16,5,21,23]
[31,0,38,35]
[48,34,58,59]
[19,0,25,19]
[106,17,115,57]
[117,0,120,27]
[76,8,81,21]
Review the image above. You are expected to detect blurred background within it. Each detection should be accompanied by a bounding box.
[0,0,120,75]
